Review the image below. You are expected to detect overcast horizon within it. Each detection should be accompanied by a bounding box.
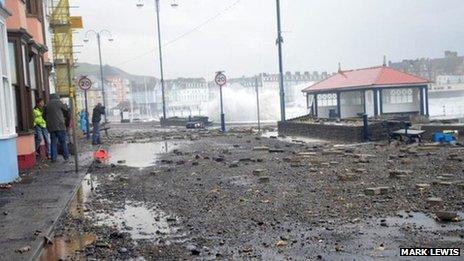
[73,0,464,79]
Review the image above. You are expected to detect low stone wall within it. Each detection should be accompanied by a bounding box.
[278,120,405,143]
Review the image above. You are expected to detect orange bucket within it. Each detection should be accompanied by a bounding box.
[93,149,110,163]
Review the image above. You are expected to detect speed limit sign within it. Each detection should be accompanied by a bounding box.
[215,72,227,86]
[78,76,92,91]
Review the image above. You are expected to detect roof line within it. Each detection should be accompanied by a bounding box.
[302,82,429,93]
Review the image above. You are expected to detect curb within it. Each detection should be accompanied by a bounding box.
[29,158,94,261]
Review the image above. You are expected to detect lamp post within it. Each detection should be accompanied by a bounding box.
[84,29,114,124]
[275,0,286,122]
[137,0,179,120]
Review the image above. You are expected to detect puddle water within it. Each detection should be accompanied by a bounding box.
[382,211,464,231]
[96,201,187,244]
[39,233,96,261]
[69,174,99,219]
[110,141,187,168]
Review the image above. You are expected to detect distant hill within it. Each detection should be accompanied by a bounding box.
[74,63,156,82]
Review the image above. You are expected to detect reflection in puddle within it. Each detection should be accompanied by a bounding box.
[39,233,96,261]
[69,174,98,218]
[96,201,187,244]
[110,141,187,168]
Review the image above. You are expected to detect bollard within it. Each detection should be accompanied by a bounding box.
[362,114,369,142]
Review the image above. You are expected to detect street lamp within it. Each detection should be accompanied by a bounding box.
[275,0,286,122]
[84,29,114,124]
[137,0,179,120]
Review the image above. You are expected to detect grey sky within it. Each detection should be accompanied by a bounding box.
[73,0,464,79]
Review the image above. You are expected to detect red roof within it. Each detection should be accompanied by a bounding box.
[302,66,430,93]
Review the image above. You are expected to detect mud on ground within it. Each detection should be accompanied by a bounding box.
[43,128,464,260]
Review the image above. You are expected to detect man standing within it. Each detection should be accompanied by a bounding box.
[91,103,105,145]
[44,94,70,162]
[33,98,51,159]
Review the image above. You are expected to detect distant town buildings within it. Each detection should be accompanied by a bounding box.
[389,51,464,93]
[223,71,328,106]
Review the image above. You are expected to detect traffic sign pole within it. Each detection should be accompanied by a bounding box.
[84,90,90,140]
[215,72,227,132]
[219,85,225,132]
[78,76,93,140]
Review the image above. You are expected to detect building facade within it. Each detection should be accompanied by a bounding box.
[163,78,209,117]
[389,51,464,83]
[6,0,50,169]
[0,0,19,183]
[226,71,327,106]
[303,66,431,119]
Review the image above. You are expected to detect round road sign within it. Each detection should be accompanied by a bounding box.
[215,72,227,86]
[78,77,92,91]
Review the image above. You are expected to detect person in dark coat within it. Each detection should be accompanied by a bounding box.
[91,103,105,145]
[43,93,70,162]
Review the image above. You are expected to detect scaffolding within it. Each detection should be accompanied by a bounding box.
[49,0,76,97]
[49,0,81,172]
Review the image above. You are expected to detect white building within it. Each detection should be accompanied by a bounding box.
[163,78,209,117]
[0,1,19,183]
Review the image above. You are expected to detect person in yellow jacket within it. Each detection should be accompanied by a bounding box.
[34,98,51,158]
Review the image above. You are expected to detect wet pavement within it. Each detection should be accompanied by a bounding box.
[0,151,93,261]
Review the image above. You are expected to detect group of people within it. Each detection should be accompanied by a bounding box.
[33,94,71,163]
[33,94,106,163]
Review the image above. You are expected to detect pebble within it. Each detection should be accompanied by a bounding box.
[426,197,444,208]
[253,146,270,151]
[435,211,458,222]
[16,245,31,253]
[253,169,267,176]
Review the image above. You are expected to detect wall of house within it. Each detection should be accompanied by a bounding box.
[318,105,337,118]
[4,0,27,29]
[0,138,19,183]
[0,4,19,183]
[382,88,420,114]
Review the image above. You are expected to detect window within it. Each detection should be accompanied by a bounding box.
[26,0,43,18]
[0,21,15,137]
[341,91,362,106]
[8,42,16,84]
[383,88,414,104]
[318,93,337,107]
[22,45,29,86]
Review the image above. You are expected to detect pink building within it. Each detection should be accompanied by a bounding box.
[5,0,52,169]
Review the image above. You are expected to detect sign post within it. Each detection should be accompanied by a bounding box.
[215,71,227,132]
[78,76,92,140]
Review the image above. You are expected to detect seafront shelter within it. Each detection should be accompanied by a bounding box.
[302,66,431,119]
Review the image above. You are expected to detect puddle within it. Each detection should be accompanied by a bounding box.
[39,233,97,261]
[261,131,326,144]
[69,174,99,219]
[96,201,187,244]
[110,141,187,168]
[382,211,464,231]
